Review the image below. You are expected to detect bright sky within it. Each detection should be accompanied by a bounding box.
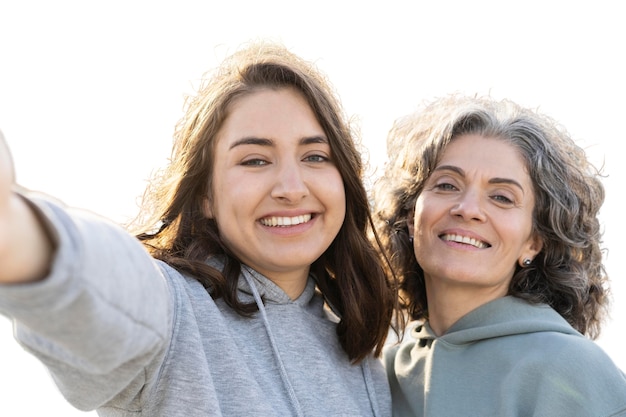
[1,1,624,415]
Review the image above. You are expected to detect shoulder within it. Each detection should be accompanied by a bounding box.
[523,329,615,365]
[156,260,219,308]
[513,331,626,399]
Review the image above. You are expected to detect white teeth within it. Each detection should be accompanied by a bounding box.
[441,234,489,249]
[260,214,312,227]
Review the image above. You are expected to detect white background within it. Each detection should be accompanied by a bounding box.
[1,1,624,415]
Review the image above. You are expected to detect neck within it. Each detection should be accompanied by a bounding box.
[425,279,507,336]
[262,268,310,300]
[273,277,308,300]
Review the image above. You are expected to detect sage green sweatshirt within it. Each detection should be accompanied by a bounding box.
[385,296,626,417]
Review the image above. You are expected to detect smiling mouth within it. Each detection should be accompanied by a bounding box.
[260,214,313,227]
[440,233,491,249]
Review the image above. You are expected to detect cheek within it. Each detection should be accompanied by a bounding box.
[321,170,346,206]
[499,213,534,244]
[330,183,347,225]
[209,182,242,224]
[337,193,347,223]
[322,173,347,235]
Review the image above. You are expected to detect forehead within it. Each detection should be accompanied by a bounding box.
[220,88,320,138]
[440,134,528,172]
[215,87,324,148]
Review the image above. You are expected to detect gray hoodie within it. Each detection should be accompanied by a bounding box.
[0,196,391,416]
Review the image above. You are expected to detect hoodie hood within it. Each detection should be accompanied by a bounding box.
[205,257,385,417]
[206,257,383,417]
[206,256,317,306]
[415,296,580,346]
[238,265,317,306]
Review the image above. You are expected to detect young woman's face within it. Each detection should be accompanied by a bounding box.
[410,134,542,296]
[207,87,346,288]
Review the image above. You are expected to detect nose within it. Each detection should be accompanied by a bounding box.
[270,162,309,203]
[449,189,486,222]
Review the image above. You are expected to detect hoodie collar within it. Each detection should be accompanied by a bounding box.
[238,265,317,306]
[207,257,382,417]
[414,296,580,346]
[205,256,316,306]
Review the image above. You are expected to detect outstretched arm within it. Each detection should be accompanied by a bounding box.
[0,130,54,284]
[0,130,172,411]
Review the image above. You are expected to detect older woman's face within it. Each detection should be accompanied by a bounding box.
[410,134,542,297]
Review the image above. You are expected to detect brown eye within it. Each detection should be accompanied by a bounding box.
[491,194,514,204]
[434,182,457,191]
[241,158,269,166]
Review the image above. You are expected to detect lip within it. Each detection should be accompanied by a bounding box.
[257,210,317,234]
[259,213,313,227]
[438,229,491,249]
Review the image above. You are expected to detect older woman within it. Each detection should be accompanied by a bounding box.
[373,94,626,416]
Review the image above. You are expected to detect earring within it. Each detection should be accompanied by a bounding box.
[523,258,532,266]
[409,236,414,244]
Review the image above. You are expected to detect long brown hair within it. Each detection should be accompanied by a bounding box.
[130,41,397,361]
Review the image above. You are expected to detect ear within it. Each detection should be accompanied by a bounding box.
[202,197,214,219]
[519,233,543,266]
[406,210,415,238]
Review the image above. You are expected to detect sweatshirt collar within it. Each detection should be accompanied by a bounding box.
[238,265,317,306]
[414,296,580,346]
[205,256,316,306]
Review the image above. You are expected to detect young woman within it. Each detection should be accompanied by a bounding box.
[373,94,626,416]
[0,42,397,416]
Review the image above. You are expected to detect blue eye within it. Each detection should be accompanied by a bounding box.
[303,154,329,163]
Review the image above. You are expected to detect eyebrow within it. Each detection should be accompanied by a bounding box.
[228,135,328,150]
[434,165,525,192]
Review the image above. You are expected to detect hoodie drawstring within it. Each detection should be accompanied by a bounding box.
[362,359,382,417]
[242,268,305,417]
